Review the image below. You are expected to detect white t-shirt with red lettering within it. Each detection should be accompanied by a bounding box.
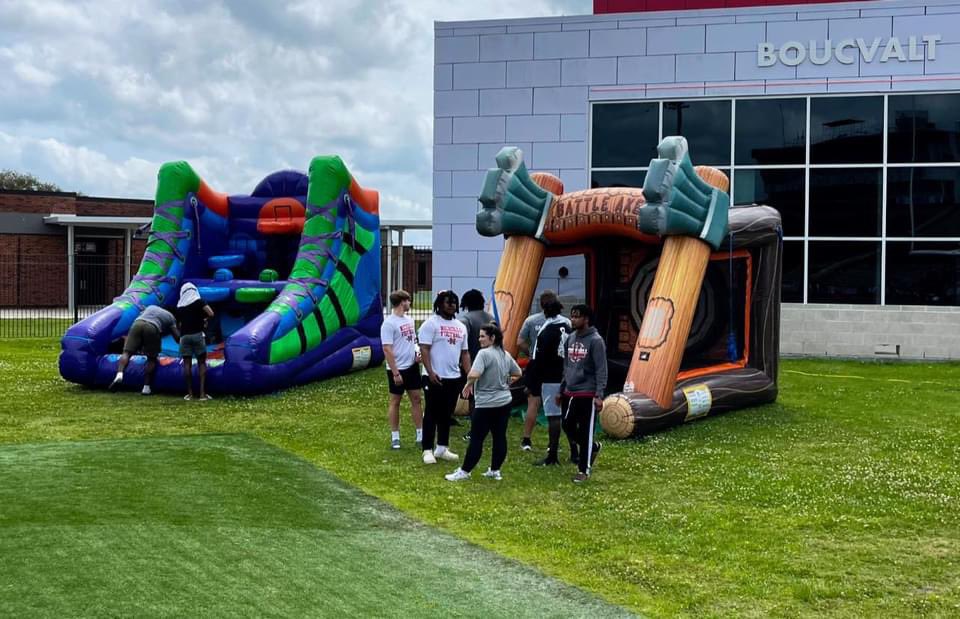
[417,315,468,379]
[380,313,417,371]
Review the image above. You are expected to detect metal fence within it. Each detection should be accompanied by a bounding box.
[1,246,433,338]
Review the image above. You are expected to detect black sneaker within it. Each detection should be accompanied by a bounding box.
[520,437,532,451]
[535,455,559,466]
[590,442,602,466]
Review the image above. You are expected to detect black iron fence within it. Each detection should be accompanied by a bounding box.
[1,247,434,338]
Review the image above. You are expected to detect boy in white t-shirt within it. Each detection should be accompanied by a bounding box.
[417,290,470,465]
[380,289,423,450]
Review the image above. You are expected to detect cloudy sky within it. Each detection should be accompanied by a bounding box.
[0,0,590,234]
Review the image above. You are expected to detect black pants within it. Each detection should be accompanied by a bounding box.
[561,395,599,474]
[462,403,511,473]
[423,376,463,451]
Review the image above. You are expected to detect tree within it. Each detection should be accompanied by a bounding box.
[0,169,61,192]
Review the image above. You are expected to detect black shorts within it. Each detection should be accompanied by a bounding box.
[386,365,423,395]
[525,372,543,398]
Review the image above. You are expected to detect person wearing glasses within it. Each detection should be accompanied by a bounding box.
[417,290,470,465]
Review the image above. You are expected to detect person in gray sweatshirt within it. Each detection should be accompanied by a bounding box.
[556,304,607,483]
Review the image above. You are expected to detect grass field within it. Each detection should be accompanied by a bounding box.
[1,338,959,617]
[0,433,628,617]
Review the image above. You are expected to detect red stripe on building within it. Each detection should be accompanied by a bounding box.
[595,0,867,12]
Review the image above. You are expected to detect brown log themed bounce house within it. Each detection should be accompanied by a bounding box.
[477,136,782,439]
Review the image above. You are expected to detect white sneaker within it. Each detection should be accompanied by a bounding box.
[422,450,437,464]
[141,385,152,396]
[435,448,459,462]
[444,468,470,482]
[482,469,502,481]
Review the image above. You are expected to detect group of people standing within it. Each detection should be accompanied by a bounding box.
[380,288,608,484]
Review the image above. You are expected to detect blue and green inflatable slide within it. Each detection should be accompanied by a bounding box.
[59,156,384,394]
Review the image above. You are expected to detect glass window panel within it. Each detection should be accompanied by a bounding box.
[782,240,804,303]
[662,100,731,166]
[808,241,880,304]
[733,169,805,237]
[592,102,659,168]
[734,98,806,165]
[888,94,960,163]
[809,168,881,237]
[810,96,883,164]
[591,170,646,189]
[887,167,960,237]
[886,242,960,306]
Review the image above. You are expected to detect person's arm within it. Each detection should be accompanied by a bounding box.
[461,354,484,398]
[459,349,471,377]
[202,304,214,318]
[170,324,181,342]
[418,321,441,384]
[508,354,522,382]
[383,344,402,385]
[593,338,608,411]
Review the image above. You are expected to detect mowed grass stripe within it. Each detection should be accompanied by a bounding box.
[0,434,633,618]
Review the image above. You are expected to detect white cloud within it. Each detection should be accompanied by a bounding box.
[0,0,592,238]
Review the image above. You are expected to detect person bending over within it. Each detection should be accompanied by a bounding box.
[109,305,180,395]
[418,290,470,465]
[557,304,607,483]
[176,282,214,400]
[381,289,423,450]
[446,323,521,482]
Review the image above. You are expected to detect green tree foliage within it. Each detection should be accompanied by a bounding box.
[0,169,61,192]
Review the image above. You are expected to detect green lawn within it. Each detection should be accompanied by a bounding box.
[1,338,959,617]
[0,434,628,618]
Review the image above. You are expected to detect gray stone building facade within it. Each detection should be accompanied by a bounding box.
[433,0,960,359]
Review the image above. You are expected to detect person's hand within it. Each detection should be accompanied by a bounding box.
[428,370,441,385]
[461,383,473,399]
[392,371,403,386]
[554,394,562,406]
[593,396,604,412]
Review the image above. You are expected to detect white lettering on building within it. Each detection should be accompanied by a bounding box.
[757,35,940,67]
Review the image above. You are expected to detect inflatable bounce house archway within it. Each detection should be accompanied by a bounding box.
[478,136,781,438]
[60,156,384,394]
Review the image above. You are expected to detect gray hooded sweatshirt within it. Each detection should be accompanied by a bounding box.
[560,326,608,397]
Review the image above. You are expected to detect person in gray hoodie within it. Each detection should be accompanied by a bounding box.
[556,304,607,483]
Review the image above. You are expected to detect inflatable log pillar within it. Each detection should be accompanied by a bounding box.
[477,147,563,356]
[625,137,730,408]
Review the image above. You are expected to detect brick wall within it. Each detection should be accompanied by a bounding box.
[781,303,960,359]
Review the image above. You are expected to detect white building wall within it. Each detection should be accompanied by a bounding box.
[433,0,960,359]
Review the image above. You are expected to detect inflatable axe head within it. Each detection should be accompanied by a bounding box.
[477,146,554,240]
[639,136,729,250]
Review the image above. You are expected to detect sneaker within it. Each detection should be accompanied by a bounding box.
[184,394,194,401]
[482,469,502,481]
[435,448,459,462]
[590,441,602,466]
[108,374,123,392]
[520,437,532,451]
[391,438,401,450]
[462,433,471,442]
[422,450,437,465]
[444,468,470,482]
[573,472,589,483]
[199,394,213,401]
[535,456,559,466]
[141,385,152,396]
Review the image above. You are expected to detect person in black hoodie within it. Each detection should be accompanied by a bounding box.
[527,295,571,466]
[556,304,607,483]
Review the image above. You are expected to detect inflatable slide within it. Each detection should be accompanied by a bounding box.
[60,156,383,395]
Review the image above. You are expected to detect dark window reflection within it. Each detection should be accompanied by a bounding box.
[592,103,659,168]
[735,98,805,165]
[888,94,960,163]
[733,169,805,237]
[810,96,883,164]
[809,168,881,237]
[663,100,731,166]
[782,241,804,303]
[887,167,960,237]
[886,242,960,306]
[808,241,880,304]
[591,170,646,189]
